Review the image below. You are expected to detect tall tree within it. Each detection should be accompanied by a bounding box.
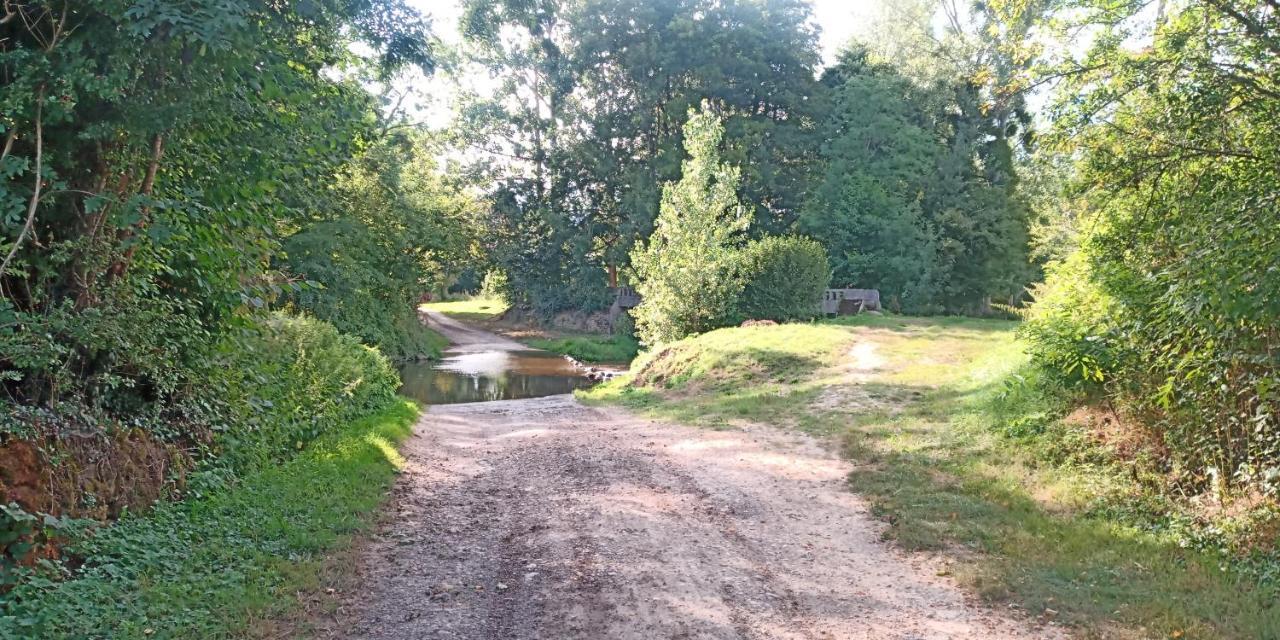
[1,1,431,413]
[455,0,821,315]
[802,46,1033,312]
[630,107,749,344]
[800,51,939,309]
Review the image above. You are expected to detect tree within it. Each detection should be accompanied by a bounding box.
[281,133,479,359]
[0,1,432,418]
[800,51,940,310]
[801,45,1034,313]
[630,107,749,345]
[455,0,822,315]
[1002,0,1280,492]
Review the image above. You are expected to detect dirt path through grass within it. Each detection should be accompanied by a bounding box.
[323,388,1061,639]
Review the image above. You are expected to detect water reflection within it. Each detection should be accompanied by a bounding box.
[398,349,594,405]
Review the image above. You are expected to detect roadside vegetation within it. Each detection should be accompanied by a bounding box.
[0,2,451,631]
[1,401,418,639]
[3,0,1274,634]
[583,317,1279,638]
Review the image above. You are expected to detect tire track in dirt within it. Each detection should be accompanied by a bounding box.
[326,394,1064,640]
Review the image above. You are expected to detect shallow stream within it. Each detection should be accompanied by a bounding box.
[398,349,596,405]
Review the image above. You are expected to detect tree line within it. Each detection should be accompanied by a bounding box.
[454,0,1038,317]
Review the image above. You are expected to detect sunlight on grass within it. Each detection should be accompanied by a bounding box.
[1,401,421,639]
[422,297,509,322]
[527,333,639,363]
[585,315,1280,639]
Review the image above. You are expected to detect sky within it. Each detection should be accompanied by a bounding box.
[400,0,884,128]
[408,0,880,63]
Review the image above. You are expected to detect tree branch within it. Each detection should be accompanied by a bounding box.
[109,132,165,279]
[1201,0,1280,56]
[0,128,15,162]
[0,88,43,278]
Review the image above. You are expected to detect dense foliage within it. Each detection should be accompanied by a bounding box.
[630,111,831,343]
[281,135,477,360]
[0,401,418,639]
[1,1,430,418]
[736,236,830,323]
[801,46,1034,313]
[450,0,1037,319]
[1008,0,1280,496]
[456,0,824,314]
[187,313,399,481]
[0,0,443,587]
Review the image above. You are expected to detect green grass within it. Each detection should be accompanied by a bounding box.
[526,333,639,364]
[414,324,450,359]
[582,316,1280,639]
[421,297,509,323]
[0,400,420,640]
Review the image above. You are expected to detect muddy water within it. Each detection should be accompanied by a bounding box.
[398,349,594,405]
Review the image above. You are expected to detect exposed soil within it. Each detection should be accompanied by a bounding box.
[319,318,1062,639]
[421,309,529,354]
[320,396,1061,639]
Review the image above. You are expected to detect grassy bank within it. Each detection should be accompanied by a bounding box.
[0,400,419,639]
[581,316,1279,639]
[526,334,638,364]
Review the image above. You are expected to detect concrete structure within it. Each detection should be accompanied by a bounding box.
[608,286,641,325]
[822,288,881,315]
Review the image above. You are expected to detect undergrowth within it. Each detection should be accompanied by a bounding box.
[0,400,419,639]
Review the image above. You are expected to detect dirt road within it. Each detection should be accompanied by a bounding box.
[420,309,527,353]
[328,320,1059,639]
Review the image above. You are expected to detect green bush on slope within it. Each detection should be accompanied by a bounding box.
[184,313,401,480]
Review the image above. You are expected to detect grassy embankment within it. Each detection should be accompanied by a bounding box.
[0,401,419,639]
[422,297,639,364]
[581,315,1278,639]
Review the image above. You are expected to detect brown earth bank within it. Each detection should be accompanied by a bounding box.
[0,429,187,519]
[317,394,1063,639]
[0,427,189,572]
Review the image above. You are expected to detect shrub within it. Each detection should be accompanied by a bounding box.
[735,236,830,322]
[184,312,399,483]
[283,220,444,361]
[1019,252,1120,390]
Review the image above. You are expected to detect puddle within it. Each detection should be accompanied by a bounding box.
[398,349,596,405]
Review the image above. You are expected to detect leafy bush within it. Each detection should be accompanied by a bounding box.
[1019,252,1120,389]
[186,312,399,481]
[282,136,473,361]
[735,236,830,322]
[1014,0,1280,498]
